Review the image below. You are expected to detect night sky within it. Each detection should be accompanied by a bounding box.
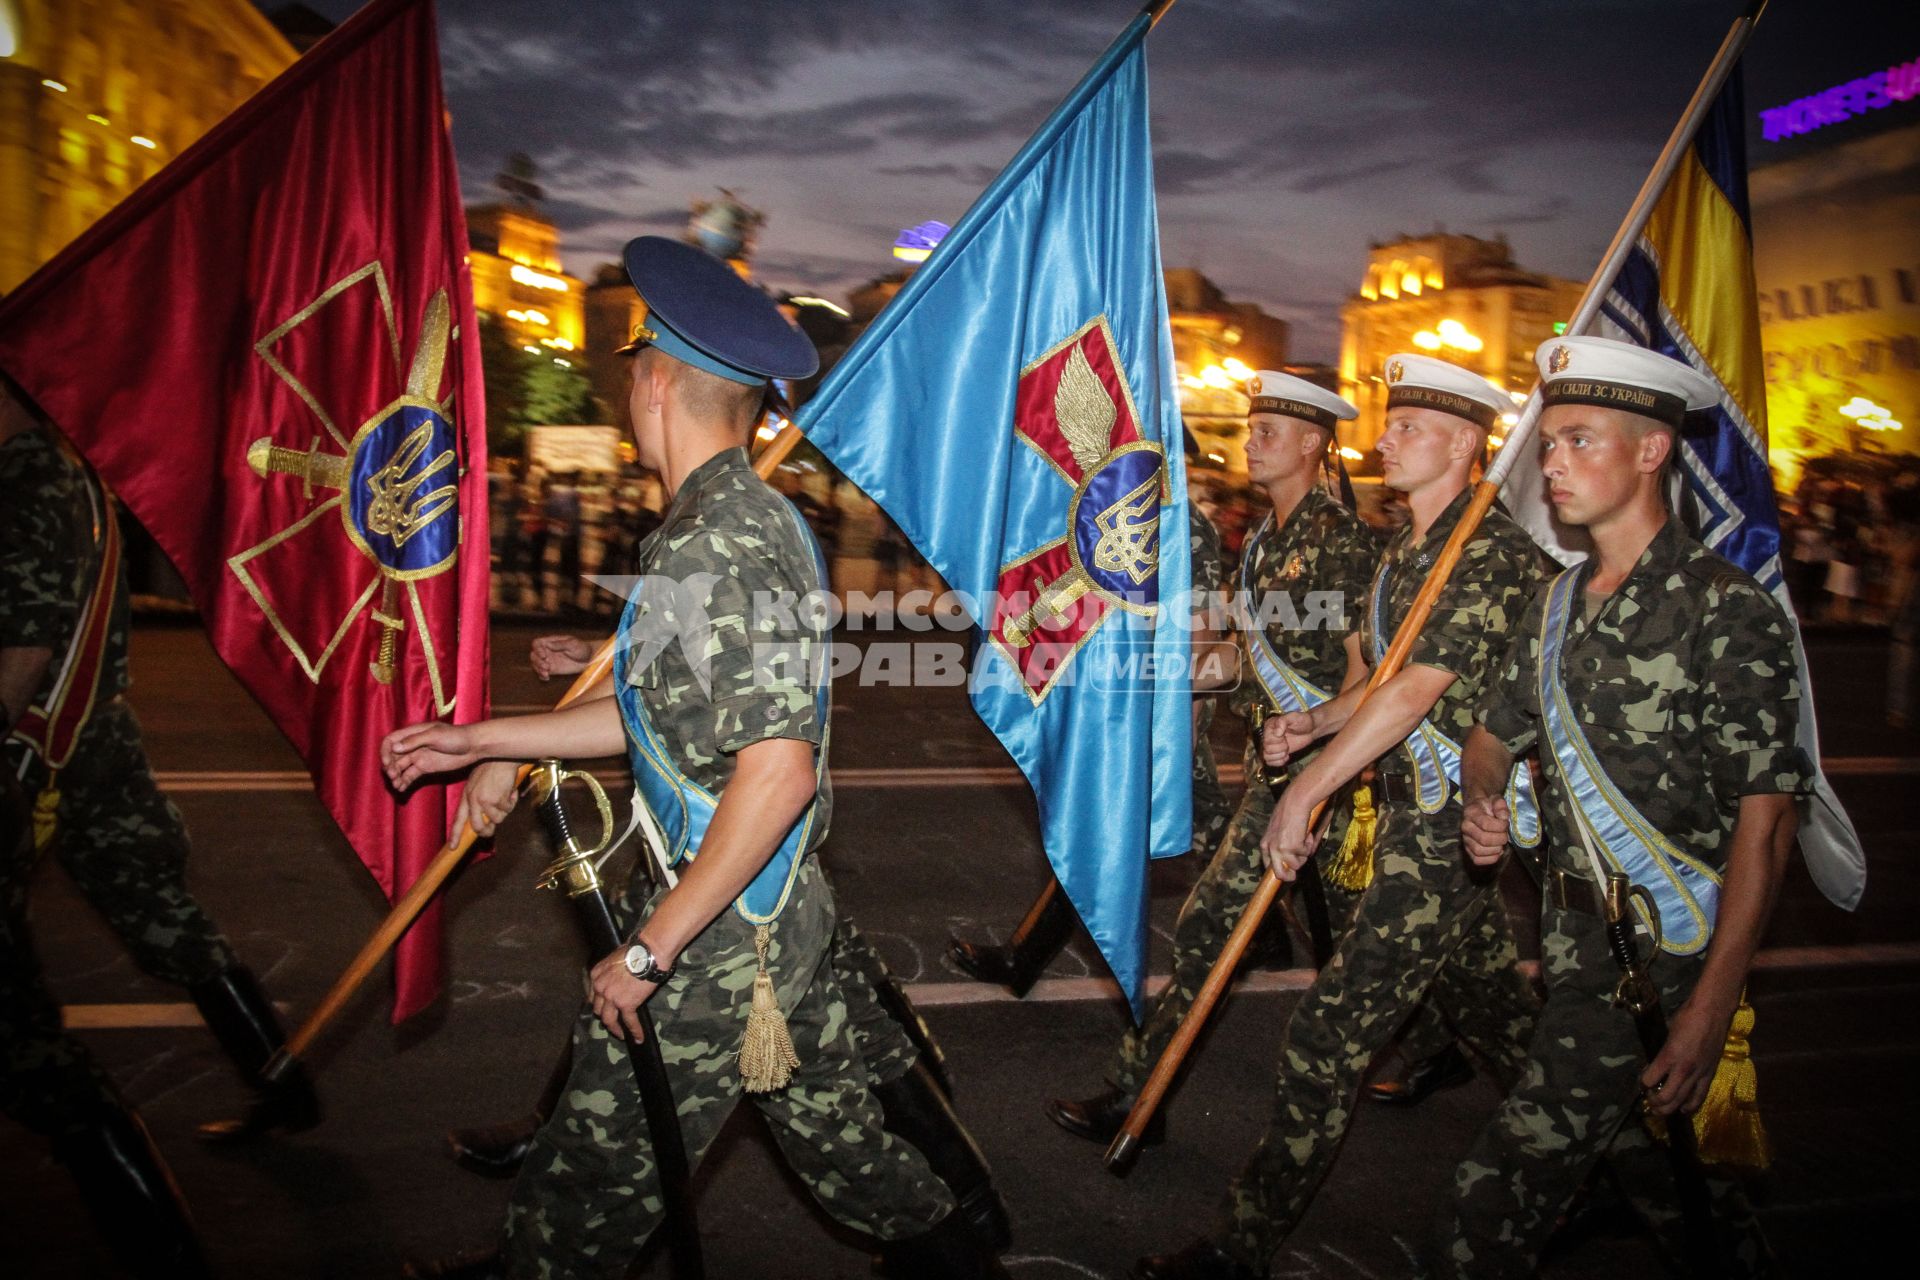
[279,0,1898,361]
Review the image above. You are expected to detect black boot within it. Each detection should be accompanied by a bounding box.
[1364,1042,1473,1106]
[1134,1238,1260,1280]
[1044,1088,1164,1146]
[877,1209,1012,1280]
[873,1058,1011,1254]
[190,964,321,1142]
[56,1101,211,1279]
[946,888,1074,998]
[448,1039,572,1178]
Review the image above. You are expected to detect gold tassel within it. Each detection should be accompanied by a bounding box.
[1691,994,1771,1171]
[738,924,799,1093]
[31,783,61,852]
[1322,784,1376,891]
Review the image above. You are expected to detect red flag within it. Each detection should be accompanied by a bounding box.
[0,0,489,1020]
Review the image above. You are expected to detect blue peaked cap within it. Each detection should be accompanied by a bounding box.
[618,236,819,385]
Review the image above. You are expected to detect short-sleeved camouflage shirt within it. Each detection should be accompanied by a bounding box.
[623,447,830,843]
[1190,504,1226,604]
[0,430,131,708]
[1360,485,1543,782]
[1479,517,1812,878]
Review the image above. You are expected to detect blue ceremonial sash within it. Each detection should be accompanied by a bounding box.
[1366,557,1541,846]
[613,499,833,925]
[1239,514,1335,716]
[1538,569,1719,954]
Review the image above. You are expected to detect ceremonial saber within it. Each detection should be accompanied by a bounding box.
[266,435,799,1076]
[1103,0,1770,1173]
[529,762,704,1280]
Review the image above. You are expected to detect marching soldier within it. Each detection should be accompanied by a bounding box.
[944,493,1238,996]
[1136,355,1545,1279]
[444,641,1008,1252]
[381,237,1005,1280]
[1437,337,1807,1276]
[1,383,319,1275]
[1046,371,1460,1147]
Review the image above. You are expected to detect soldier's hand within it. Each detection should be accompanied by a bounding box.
[1259,795,1314,881]
[457,760,524,838]
[588,947,661,1042]
[1642,997,1728,1117]
[1261,711,1315,769]
[381,721,482,791]
[531,635,595,681]
[1460,794,1512,866]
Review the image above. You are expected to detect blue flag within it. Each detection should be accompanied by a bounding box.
[798,15,1191,1014]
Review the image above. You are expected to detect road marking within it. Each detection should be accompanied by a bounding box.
[143,754,1920,794]
[64,942,1920,1026]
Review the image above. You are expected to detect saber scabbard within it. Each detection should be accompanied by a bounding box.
[1601,873,1722,1280]
[532,761,704,1280]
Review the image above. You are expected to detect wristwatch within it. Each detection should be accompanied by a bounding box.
[622,937,675,984]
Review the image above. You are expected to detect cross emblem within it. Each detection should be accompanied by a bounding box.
[988,316,1164,705]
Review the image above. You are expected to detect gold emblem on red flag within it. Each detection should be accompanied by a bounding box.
[227,262,462,705]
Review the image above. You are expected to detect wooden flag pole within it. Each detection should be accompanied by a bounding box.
[1103,0,1769,1173]
[268,429,803,1075]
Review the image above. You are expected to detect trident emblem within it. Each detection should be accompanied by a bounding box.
[228,265,463,701]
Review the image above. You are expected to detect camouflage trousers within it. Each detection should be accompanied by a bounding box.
[1434,897,1768,1278]
[1109,749,1456,1096]
[503,856,953,1280]
[829,911,922,1088]
[1213,796,1541,1268]
[1191,700,1233,855]
[1,699,235,1137]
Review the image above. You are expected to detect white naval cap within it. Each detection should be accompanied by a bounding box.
[1536,336,1719,429]
[1382,353,1509,430]
[1246,370,1357,431]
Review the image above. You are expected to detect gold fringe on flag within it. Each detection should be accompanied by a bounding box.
[738,924,799,1093]
[1322,784,1376,891]
[1691,993,1770,1171]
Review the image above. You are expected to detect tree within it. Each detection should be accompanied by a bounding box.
[518,358,597,428]
[477,313,530,455]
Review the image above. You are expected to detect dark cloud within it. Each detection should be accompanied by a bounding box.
[272,0,1882,361]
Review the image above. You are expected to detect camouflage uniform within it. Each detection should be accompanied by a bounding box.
[1189,507,1232,853]
[1111,490,1379,1094]
[0,431,236,1138]
[504,448,952,1280]
[1211,486,1544,1269]
[1437,518,1812,1278]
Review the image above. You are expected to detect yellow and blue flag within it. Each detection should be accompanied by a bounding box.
[798,12,1191,1013]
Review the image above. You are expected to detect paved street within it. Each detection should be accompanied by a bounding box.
[7,621,1918,1278]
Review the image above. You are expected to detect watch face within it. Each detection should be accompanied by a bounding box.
[625,944,650,976]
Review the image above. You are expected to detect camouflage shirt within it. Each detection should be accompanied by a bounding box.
[1233,488,1380,780]
[1190,503,1226,610]
[1480,517,1812,877]
[0,430,131,709]
[1360,485,1543,782]
[624,447,830,843]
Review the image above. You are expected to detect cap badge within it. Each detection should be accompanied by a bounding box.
[1548,344,1571,374]
[1249,376,1262,395]
[1387,359,1404,383]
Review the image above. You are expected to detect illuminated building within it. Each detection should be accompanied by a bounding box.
[1163,269,1289,470]
[1338,233,1582,458]
[465,203,586,362]
[1752,121,1919,485]
[0,0,296,293]
[584,262,646,421]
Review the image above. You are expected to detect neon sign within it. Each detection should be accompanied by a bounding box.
[1760,55,1920,141]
